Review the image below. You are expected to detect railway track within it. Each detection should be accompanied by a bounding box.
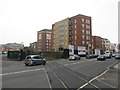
[45,62,114,90]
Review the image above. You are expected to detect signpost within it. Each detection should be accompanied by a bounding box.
[69,45,74,55]
[78,46,86,55]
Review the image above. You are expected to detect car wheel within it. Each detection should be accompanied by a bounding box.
[25,64,28,66]
[43,62,46,65]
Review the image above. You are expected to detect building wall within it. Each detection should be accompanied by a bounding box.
[92,36,103,55]
[52,14,92,54]
[103,38,111,53]
[70,14,92,51]
[37,29,52,51]
[92,36,102,49]
[2,43,24,52]
[101,38,105,52]
[30,42,37,52]
[110,43,116,53]
[52,18,69,51]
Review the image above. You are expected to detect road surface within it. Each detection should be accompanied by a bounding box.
[1,56,119,89]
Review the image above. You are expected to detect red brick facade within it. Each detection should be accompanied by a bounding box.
[92,36,102,49]
[37,29,52,51]
[70,14,92,50]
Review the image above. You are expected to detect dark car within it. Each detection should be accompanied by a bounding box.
[69,54,80,60]
[97,55,106,61]
[115,54,120,59]
[86,54,92,59]
[104,53,111,59]
[93,54,99,58]
[24,55,46,66]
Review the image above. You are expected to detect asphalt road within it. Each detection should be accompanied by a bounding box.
[1,56,119,89]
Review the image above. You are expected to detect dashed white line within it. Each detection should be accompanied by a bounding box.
[64,59,96,66]
[0,68,44,76]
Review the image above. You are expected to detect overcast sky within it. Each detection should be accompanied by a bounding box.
[0,0,119,46]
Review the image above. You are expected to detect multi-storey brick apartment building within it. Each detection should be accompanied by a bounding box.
[52,14,92,55]
[92,36,104,55]
[37,29,52,51]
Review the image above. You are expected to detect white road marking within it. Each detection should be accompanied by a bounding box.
[0,68,44,76]
[77,68,115,89]
[64,59,96,66]
[62,66,99,90]
[43,69,52,89]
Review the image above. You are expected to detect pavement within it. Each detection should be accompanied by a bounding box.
[97,61,120,89]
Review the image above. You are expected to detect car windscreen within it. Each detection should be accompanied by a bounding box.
[116,54,120,56]
[26,57,31,59]
[99,55,104,57]
[33,56,42,59]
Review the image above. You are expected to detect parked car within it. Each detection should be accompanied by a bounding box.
[24,55,46,66]
[86,54,92,59]
[86,54,97,59]
[104,53,111,59]
[112,54,116,57]
[115,54,120,59]
[97,55,106,61]
[69,54,80,60]
[93,54,99,58]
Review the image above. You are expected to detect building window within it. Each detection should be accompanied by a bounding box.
[82,35,84,39]
[75,25,77,29]
[89,31,90,34]
[86,25,90,29]
[82,41,85,45]
[75,30,76,34]
[86,19,90,24]
[82,30,84,34]
[86,36,90,40]
[86,41,90,45]
[86,30,90,34]
[86,41,88,45]
[75,19,77,23]
[75,36,77,40]
[39,34,41,40]
[82,24,84,29]
[46,34,51,39]
[82,18,84,23]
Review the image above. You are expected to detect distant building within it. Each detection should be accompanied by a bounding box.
[52,14,92,54]
[37,29,52,51]
[52,18,69,51]
[2,43,24,52]
[30,42,37,52]
[103,38,111,53]
[92,36,103,55]
[110,43,116,53]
